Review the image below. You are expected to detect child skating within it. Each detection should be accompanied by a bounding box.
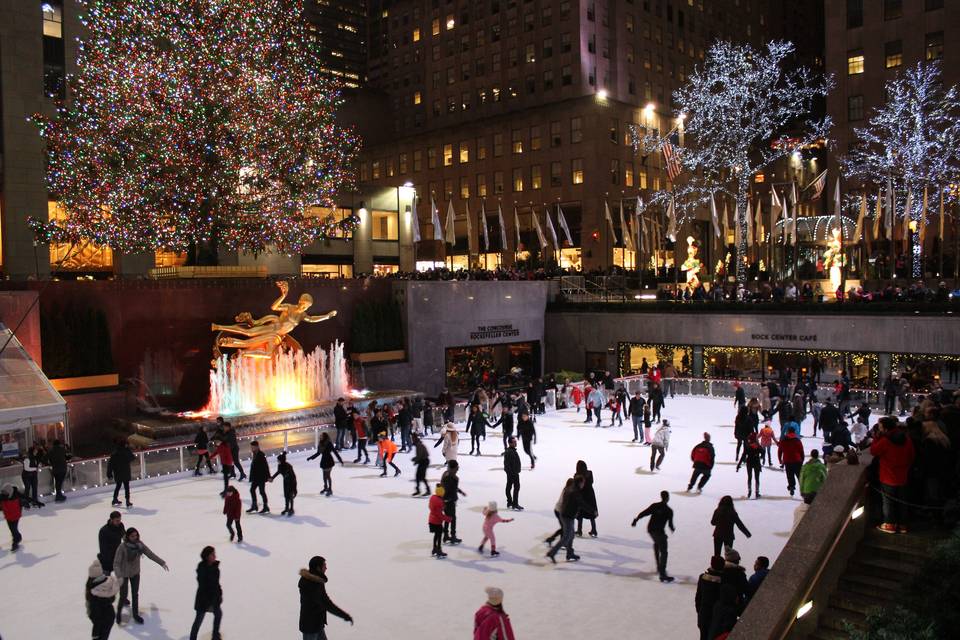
[269,452,298,516]
[223,485,243,542]
[428,484,452,558]
[478,502,513,557]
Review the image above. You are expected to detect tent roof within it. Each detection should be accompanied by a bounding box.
[0,323,67,432]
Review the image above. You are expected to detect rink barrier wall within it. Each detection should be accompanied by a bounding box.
[728,452,873,640]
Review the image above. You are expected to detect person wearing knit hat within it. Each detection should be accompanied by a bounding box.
[428,484,452,558]
[86,559,119,640]
[478,501,513,557]
[1,483,23,551]
[434,422,460,467]
[113,527,169,625]
[474,587,515,640]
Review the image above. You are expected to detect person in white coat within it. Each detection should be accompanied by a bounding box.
[650,420,671,471]
[433,422,460,468]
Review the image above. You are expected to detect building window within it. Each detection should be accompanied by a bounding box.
[443,144,454,166]
[926,32,944,61]
[428,147,437,169]
[360,162,369,182]
[926,0,944,9]
[459,142,470,164]
[550,121,561,147]
[477,174,488,197]
[625,162,635,187]
[477,137,487,160]
[399,153,408,174]
[561,66,572,86]
[609,118,618,144]
[543,69,554,90]
[570,117,583,143]
[550,162,562,187]
[884,41,902,69]
[387,158,396,178]
[494,171,504,195]
[413,28,421,42]
[883,0,902,21]
[446,14,455,30]
[444,179,454,199]
[372,160,381,179]
[531,165,542,190]
[460,177,471,199]
[626,13,634,32]
[512,129,524,154]
[571,159,584,185]
[848,95,864,121]
[493,133,504,157]
[561,33,572,53]
[530,126,541,151]
[413,91,422,104]
[371,210,399,241]
[42,2,63,38]
[847,50,864,75]
[491,52,501,73]
[543,37,553,57]
[432,18,440,35]
[610,159,620,184]
[513,168,524,192]
[447,96,457,113]
[42,1,65,98]
[525,43,536,63]
[413,150,423,172]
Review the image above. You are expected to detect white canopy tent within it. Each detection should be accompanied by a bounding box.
[0,323,68,459]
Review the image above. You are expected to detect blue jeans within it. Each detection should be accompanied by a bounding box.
[881,482,907,525]
[631,415,643,440]
[548,515,576,559]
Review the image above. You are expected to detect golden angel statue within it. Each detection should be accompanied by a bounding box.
[680,236,702,290]
[211,281,337,363]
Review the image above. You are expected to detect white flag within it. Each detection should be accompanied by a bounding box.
[514,206,522,248]
[755,196,765,245]
[411,193,421,243]
[854,194,866,242]
[445,199,456,244]
[498,203,508,252]
[873,187,882,239]
[532,207,548,249]
[557,203,573,246]
[618,200,629,248]
[481,201,490,252]
[431,195,443,241]
[885,177,894,241]
[604,201,618,245]
[722,201,731,244]
[545,206,559,250]
[710,192,721,239]
[790,182,799,246]
[770,187,782,243]
[666,196,677,242]
[465,201,473,255]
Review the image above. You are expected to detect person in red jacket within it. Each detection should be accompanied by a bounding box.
[222,485,242,543]
[378,434,401,477]
[1,483,24,551]
[688,433,716,493]
[474,587,516,640]
[570,385,584,413]
[208,439,235,497]
[428,484,452,558]
[777,426,805,496]
[870,416,916,534]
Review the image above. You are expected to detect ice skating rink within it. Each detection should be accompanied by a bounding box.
[2,397,816,639]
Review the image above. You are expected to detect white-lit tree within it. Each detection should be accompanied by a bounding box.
[841,62,960,277]
[632,41,832,284]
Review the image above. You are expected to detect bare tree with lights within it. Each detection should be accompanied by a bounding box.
[632,41,832,284]
[841,62,960,278]
[32,0,358,264]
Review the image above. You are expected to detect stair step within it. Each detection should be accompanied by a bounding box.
[848,555,921,580]
[863,525,944,550]
[839,573,903,597]
[830,590,890,616]
[820,607,866,632]
[860,543,929,565]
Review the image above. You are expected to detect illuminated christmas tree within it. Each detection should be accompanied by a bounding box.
[33,0,358,263]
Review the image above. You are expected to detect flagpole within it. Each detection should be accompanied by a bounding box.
[839,181,846,304]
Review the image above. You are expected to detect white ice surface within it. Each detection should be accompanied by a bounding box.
[2,397,819,640]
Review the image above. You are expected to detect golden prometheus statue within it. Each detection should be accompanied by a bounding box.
[211,281,337,365]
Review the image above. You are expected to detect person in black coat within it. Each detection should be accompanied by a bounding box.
[98,511,125,574]
[650,384,665,423]
[695,556,725,640]
[246,441,270,513]
[193,427,214,476]
[333,398,351,451]
[574,460,598,538]
[631,490,676,582]
[465,405,492,456]
[733,406,754,461]
[189,546,222,640]
[107,441,135,507]
[298,556,352,636]
[546,476,584,563]
[270,452,298,516]
[397,400,414,453]
[819,399,841,443]
[411,434,431,496]
[516,412,538,469]
[711,495,752,557]
[440,460,467,544]
[491,404,515,450]
[48,439,71,502]
[221,421,245,481]
[503,437,523,510]
[307,432,344,497]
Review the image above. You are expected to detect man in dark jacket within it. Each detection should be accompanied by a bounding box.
[48,439,71,502]
[628,392,646,442]
[190,546,222,640]
[107,441,135,507]
[441,460,467,544]
[98,511,125,574]
[688,433,716,492]
[411,434,430,496]
[818,399,841,443]
[503,437,523,510]
[695,556,725,640]
[223,422,245,481]
[333,398,350,451]
[631,490,675,582]
[720,548,750,612]
[298,556,352,639]
[247,441,270,514]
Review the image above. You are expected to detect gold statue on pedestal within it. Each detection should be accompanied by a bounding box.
[681,236,702,290]
[211,281,337,364]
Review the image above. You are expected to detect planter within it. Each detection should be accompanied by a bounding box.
[51,373,120,392]
[350,350,406,364]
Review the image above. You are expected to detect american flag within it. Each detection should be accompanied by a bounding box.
[807,170,827,200]
[661,141,682,181]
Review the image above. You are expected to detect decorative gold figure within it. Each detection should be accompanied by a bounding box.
[681,236,702,290]
[211,281,337,362]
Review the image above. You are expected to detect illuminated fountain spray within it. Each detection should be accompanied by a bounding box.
[203,341,350,416]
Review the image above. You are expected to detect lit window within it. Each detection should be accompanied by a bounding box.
[926,32,944,61]
[847,50,864,75]
[531,165,542,190]
[477,174,487,197]
[512,129,523,154]
[572,158,584,184]
[884,41,902,68]
[42,2,63,38]
[446,15,455,30]
[625,162,635,187]
[443,144,453,166]
[459,142,470,164]
[460,177,471,199]
[513,168,524,192]
[432,18,440,35]
[413,91,422,104]
[413,28,421,42]
[372,160,381,179]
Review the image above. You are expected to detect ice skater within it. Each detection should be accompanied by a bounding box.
[351,408,371,464]
[687,433,716,493]
[307,432,344,496]
[777,426,805,497]
[650,420,671,471]
[570,384,584,413]
[188,546,222,640]
[441,460,467,544]
[478,502,513,557]
[428,484,452,557]
[378,433,401,477]
[710,495,752,557]
[758,421,778,467]
[1,483,23,551]
[247,440,271,513]
[631,490,676,582]
[434,422,460,468]
[269,452,298,516]
[223,485,243,542]
[298,556,353,636]
[546,475,583,564]
[605,393,623,426]
[650,383,665,423]
[629,391,646,442]
[209,438,235,497]
[466,404,492,456]
[113,527,169,625]
[736,432,764,499]
[586,387,605,424]
[85,560,119,640]
[474,587,516,640]
[516,411,537,469]
[411,434,431,496]
[575,460,598,538]
[503,437,523,510]
[107,440,135,508]
[491,401,515,450]
[193,426,215,476]
[98,510,125,575]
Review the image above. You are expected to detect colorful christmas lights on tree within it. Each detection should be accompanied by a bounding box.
[32,0,359,258]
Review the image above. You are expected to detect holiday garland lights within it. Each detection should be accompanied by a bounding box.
[32,0,358,256]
